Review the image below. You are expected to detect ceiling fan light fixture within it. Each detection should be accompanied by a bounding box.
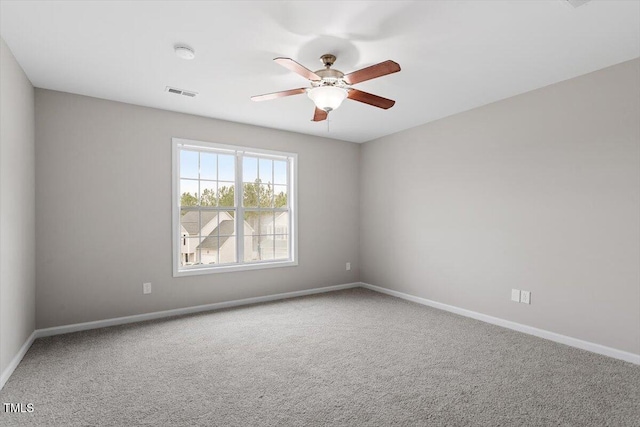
[307,86,348,112]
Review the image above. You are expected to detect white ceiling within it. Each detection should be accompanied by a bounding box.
[1,1,639,143]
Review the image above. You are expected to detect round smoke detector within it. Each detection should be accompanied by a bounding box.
[174,45,195,60]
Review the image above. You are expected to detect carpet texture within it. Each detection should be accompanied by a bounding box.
[1,288,638,426]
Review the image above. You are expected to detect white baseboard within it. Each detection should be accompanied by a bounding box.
[0,330,37,390]
[36,282,361,338]
[3,280,636,392]
[2,282,359,390]
[360,282,640,365]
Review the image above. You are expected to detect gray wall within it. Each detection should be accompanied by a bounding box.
[360,59,640,355]
[35,89,360,329]
[0,38,35,374]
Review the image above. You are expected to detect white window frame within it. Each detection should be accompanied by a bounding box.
[172,137,298,276]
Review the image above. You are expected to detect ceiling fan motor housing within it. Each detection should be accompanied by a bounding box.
[315,68,345,82]
[320,54,337,67]
[314,54,347,87]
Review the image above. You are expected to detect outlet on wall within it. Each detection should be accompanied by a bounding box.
[143,282,152,295]
[511,289,521,302]
[521,290,531,304]
[346,262,351,271]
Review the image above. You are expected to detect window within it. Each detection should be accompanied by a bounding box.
[172,138,297,276]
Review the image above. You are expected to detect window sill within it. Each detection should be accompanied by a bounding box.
[173,260,298,277]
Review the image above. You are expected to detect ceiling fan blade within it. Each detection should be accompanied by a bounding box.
[312,107,328,122]
[343,60,401,85]
[251,88,307,102]
[347,89,395,109]
[274,57,321,81]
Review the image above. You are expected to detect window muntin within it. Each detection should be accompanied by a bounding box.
[172,138,297,276]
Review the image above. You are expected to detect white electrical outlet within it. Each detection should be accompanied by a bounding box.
[521,290,531,304]
[346,262,351,271]
[511,289,521,302]
[143,282,152,295]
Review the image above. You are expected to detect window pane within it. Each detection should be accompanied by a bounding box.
[243,211,274,236]
[273,185,287,208]
[274,234,289,260]
[199,234,237,265]
[218,236,237,264]
[257,235,275,261]
[180,209,200,238]
[199,242,218,265]
[260,211,276,235]
[180,179,199,206]
[244,211,257,239]
[199,210,235,237]
[274,160,287,185]
[273,212,289,236]
[260,184,273,208]
[243,157,258,183]
[200,152,217,180]
[246,235,275,261]
[181,237,202,266]
[259,158,272,183]
[247,235,260,261]
[217,183,235,207]
[217,211,235,236]
[243,182,259,207]
[200,181,217,206]
[218,154,235,181]
[180,150,198,179]
[200,211,219,237]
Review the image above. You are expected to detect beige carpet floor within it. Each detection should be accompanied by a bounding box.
[0,288,638,426]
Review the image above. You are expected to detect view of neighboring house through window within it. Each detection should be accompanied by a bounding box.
[173,138,297,275]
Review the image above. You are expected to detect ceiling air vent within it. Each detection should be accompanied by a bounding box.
[563,0,592,8]
[165,86,198,98]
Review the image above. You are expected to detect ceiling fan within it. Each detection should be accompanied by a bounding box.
[251,54,401,122]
